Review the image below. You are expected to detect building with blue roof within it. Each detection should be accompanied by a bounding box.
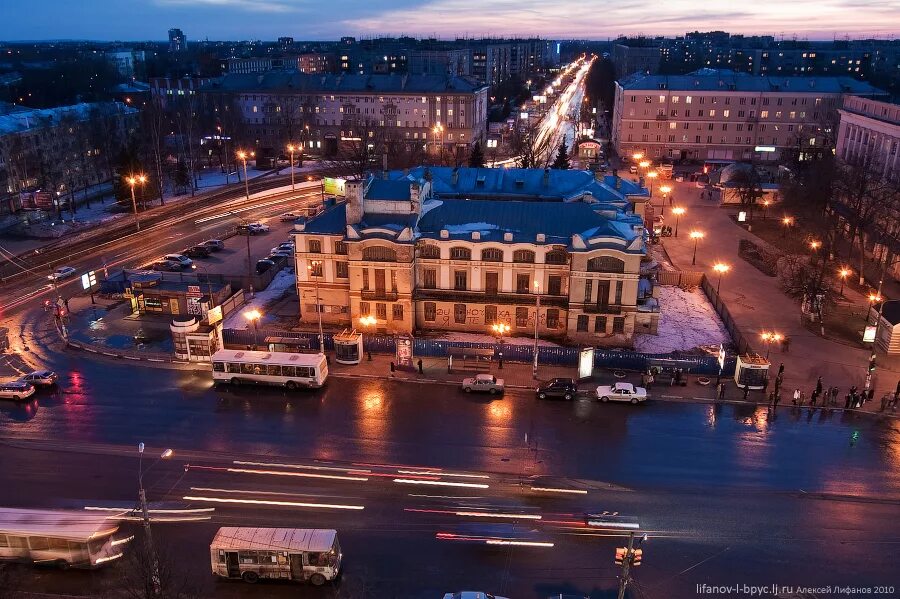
[292,167,657,346]
[613,73,888,163]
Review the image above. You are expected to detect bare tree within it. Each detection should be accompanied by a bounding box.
[171,94,200,195]
[320,118,384,180]
[140,95,168,206]
[509,117,553,169]
[730,163,764,221]
[105,539,200,599]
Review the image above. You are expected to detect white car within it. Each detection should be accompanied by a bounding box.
[595,382,647,404]
[249,222,270,233]
[48,266,76,281]
[461,373,505,395]
[444,594,509,599]
[0,381,36,400]
[19,370,59,387]
[163,254,193,269]
[280,212,300,221]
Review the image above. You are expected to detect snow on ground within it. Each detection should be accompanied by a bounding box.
[438,331,561,347]
[632,286,729,354]
[224,268,295,330]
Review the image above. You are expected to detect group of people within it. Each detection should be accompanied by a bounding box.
[786,377,900,412]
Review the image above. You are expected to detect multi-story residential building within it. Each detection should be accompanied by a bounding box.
[297,52,336,74]
[612,43,662,77]
[225,57,290,74]
[168,28,186,53]
[150,76,214,108]
[408,49,470,76]
[200,73,489,156]
[613,73,886,162]
[291,167,654,346]
[278,37,295,52]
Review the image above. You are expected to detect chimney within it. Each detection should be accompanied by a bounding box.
[451,167,459,186]
[344,179,365,225]
[409,182,421,213]
[440,229,449,239]
[536,233,545,243]
[543,168,550,187]
[503,232,513,242]
[471,231,480,240]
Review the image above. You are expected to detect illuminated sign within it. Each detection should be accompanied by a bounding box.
[754,146,776,153]
[737,211,747,222]
[578,348,595,380]
[207,305,223,325]
[81,270,97,290]
[863,326,877,343]
[323,177,346,197]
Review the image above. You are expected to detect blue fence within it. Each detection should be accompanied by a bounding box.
[223,328,737,376]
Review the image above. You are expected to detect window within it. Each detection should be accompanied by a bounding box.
[336,262,348,278]
[615,281,623,305]
[239,551,259,564]
[28,536,50,551]
[584,279,593,302]
[308,260,323,277]
[516,273,531,294]
[423,268,436,289]
[513,249,535,263]
[391,270,397,292]
[362,269,369,290]
[548,275,562,296]
[612,317,625,334]
[576,315,588,332]
[484,305,497,324]
[362,246,396,261]
[392,304,404,321]
[450,247,471,260]
[308,239,322,253]
[454,270,467,291]
[587,256,625,273]
[481,248,503,262]
[546,308,559,329]
[376,303,387,320]
[424,302,436,321]
[420,244,440,259]
[594,315,607,333]
[545,249,567,265]
[334,241,348,255]
[515,307,529,327]
[454,303,467,324]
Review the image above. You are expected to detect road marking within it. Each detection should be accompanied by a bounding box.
[393,478,489,489]
[530,487,588,494]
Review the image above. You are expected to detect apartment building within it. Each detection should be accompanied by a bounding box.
[837,95,900,178]
[613,73,885,162]
[291,167,654,347]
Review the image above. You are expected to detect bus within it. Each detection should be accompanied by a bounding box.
[210,527,341,586]
[211,349,328,390]
[0,508,127,568]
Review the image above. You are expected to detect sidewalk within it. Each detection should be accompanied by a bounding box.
[659,180,900,401]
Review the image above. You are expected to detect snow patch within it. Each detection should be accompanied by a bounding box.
[443,222,500,235]
[224,268,296,330]
[419,199,443,218]
[437,331,561,347]
[632,286,729,353]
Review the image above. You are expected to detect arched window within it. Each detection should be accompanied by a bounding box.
[545,249,568,265]
[362,245,397,262]
[481,248,503,262]
[419,244,440,259]
[513,249,535,263]
[450,247,471,260]
[587,256,625,273]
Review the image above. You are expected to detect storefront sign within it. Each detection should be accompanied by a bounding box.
[207,305,223,325]
[323,177,346,197]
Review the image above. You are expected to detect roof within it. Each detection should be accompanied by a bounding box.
[0,102,137,136]
[881,300,900,326]
[0,508,119,541]
[299,202,347,235]
[210,528,337,553]
[618,73,886,95]
[211,349,326,367]
[365,179,411,201]
[203,72,486,94]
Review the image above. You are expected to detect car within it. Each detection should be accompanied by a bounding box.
[202,239,225,252]
[536,378,578,401]
[266,254,288,267]
[255,259,275,274]
[269,250,293,259]
[151,260,182,272]
[237,223,267,235]
[0,381,36,400]
[19,370,58,387]
[162,254,193,269]
[280,212,300,221]
[183,245,211,258]
[48,266,76,281]
[461,374,504,395]
[443,593,509,599]
[273,242,294,252]
[249,222,270,233]
[595,381,647,404]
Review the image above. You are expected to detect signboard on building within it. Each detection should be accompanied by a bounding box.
[323,177,346,197]
[863,325,877,343]
[578,348,594,380]
[754,146,776,153]
[187,285,202,297]
[395,335,414,371]
[207,305,223,325]
[187,296,202,315]
[81,270,97,290]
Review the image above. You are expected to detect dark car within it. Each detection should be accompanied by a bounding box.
[535,378,578,401]
[267,254,288,267]
[152,260,182,272]
[183,245,211,258]
[255,259,275,274]
[202,239,225,252]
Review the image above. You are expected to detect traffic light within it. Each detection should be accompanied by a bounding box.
[614,547,626,566]
[631,548,643,566]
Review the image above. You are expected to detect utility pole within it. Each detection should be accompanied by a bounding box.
[138,443,162,597]
[532,280,541,379]
[617,532,635,599]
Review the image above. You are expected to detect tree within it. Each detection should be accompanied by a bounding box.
[173,160,191,195]
[730,164,763,221]
[551,142,571,170]
[320,118,383,180]
[105,539,200,599]
[510,117,553,169]
[139,95,168,206]
[468,142,485,168]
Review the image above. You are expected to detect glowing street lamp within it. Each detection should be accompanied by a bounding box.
[762,199,771,220]
[646,171,658,196]
[632,152,643,161]
[690,230,705,266]
[491,322,511,343]
[671,206,686,238]
[838,267,851,296]
[286,144,297,191]
[244,309,262,349]
[638,160,650,169]
[760,331,783,359]
[712,262,730,294]
[126,174,147,232]
[809,239,821,263]
[781,215,794,237]
[236,150,254,200]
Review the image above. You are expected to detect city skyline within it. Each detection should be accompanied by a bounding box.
[2,0,899,41]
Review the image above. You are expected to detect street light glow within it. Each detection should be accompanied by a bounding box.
[672,207,685,216]
[632,152,643,161]
[659,185,672,194]
[359,315,377,327]
[646,171,658,179]
[839,268,851,278]
[639,160,650,168]
[690,230,705,240]
[782,216,794,226]
[244,309,262,322]
[809,240,821,250]
[713,263,730,274]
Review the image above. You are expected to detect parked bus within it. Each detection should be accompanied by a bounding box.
[0,508,126,568]
[210,527,341,586]
[211,349,328,390]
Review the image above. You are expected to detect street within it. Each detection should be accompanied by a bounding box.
[1,359,898,597]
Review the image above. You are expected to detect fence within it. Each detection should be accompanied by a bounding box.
[700,275,754,355]
[222,328,737,376]
[657,270,705,287]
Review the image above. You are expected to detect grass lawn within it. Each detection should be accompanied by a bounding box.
[731,213,818,255]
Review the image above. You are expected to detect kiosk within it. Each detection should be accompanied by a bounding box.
[333,329,363,365]
[734,354,769,389]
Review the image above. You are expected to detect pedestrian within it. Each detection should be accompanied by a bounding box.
[810,389,818,406]
[716,381,725,400]
[815,376,823,397]
[845,392,852,409]
[792,388,801,406]
[63,297,70,313]
[867,388,875,403]
[773,391,781,408]
[417,358,423,375]
[647,373,654,390]
[881,393,890,412]
[778,363,785,376]
[781,336,791,353]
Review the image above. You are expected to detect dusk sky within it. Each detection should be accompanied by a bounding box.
[2,0,899,41]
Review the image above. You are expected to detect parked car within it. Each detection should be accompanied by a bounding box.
[237,223,268,235]
[461,374,505,395]
[272,242,294,253]
[202,239,225,252]
[443,594,508,599]
[255,259,275,274]
[535,378,578,401]
[266,254,288,267]
[19,370,58,387]
[183,245,211,258]
[269,250,293,259]
[595,381,647,404]
[152,260,182,272]
[0,381,36,400]
[162,254,193,269]
[48,266,76,281]
[280,212,300,221]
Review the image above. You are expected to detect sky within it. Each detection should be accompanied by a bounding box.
[1,0,898,41]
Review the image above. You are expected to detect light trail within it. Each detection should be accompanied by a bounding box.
[233,460,372,474]
[530,487,588,495]
[186,463,368,482]
[393,478,489,489]
[404,508,541,520]
[485,539,554,548]
[84,506,215,514]
[183,495,364,511]
[397,470,490,480]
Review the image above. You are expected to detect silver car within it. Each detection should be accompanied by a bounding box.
[461,374,505,395]
[20,370,59,387]
[0,381,36,400]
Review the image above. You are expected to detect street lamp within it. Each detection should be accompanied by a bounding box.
[286,144,296,191]
[671,206,685,238]
[659,184,672,213]
[838,267,851,297]
[762,199,771,220]
[646,171,658,197]
[712,262,730,294]
[532,280,541,379]
[760,331,783,359]
[632,152,643,161]
[138,442,173,597]
[690,230,705,266]
[809,239,821,264]
[781,215,794,237]
[491,322,510,370]
[126,174,147,232]
[236,150,254,200]
[308,260,324,353]
[244,308,262,349]
[432,123,444,163]
[638,160,650,170]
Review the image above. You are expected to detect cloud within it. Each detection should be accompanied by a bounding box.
[154,0,295,13]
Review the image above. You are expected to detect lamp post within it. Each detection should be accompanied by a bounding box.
[866,292,882,324]
[138,442,173,597]
[244,309,262,349]
[646,171,658,197]
[359,315,376,360]
[432,123,444,163]
[762,199,771,220]
[712,262,730,294]
[237,150,254,201]
[126,174,147,232]
[838,267,851,297]
[491,322,510,370]
[671,206,685,238]
[308,260,324,353]
[760,331,783,359]
[808,239,821,264]
[690,230,705,266]
[659,184,672,214]
[532,280,541,379]
[287,144,296,191]
[781,215,794,238]
[632,152,643,162]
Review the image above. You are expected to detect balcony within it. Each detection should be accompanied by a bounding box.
[361,290,399,301]
[580,303,626,315]
[655,114,669,121]
[415,288,568,308]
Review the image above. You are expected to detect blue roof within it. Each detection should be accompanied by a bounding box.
[366,179,412,201]
[302,202,347,234]
[619,73,886,95]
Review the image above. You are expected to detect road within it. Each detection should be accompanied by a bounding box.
[536,58,592,163]
[1,360,898,598]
